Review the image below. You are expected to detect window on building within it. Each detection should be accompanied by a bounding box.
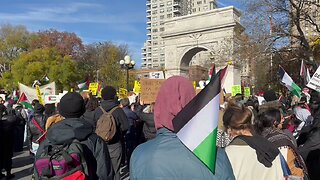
[153,42,158,45]
[203,5,208,10]
[152,4,157,8]
[160,15,165,19]
[153,35,158,39]
[160,21,164,25]
[160,3,164,7]
[167,7,172,12]
[160,27,165,31]
[167,1,172,5]
[153,17,157,21]
[197,1,202,4]
[160,8,165,13]
[167,13,172,18]
[153,58,159,62]
[153,23,158,27]
[152,10,157,15]
[152,28,158,32]
[193,8,196,12]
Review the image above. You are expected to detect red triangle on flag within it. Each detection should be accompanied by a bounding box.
[17,92,29,103]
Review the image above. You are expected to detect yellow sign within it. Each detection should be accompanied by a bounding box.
[35,85,44,105]
[133,80,141,94]
[244,87,251,97]
[193,81,196,89]
[119,88,128,99]
[89,83,99,96]
[231,85,242,96]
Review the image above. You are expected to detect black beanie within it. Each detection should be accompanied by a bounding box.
[34,103,45,114]
[101,86,117,100]
[263,90,277,102]
[58,92,85,118]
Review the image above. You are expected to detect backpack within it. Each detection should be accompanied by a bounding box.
[34,139,89,180]
[95,106,118,142]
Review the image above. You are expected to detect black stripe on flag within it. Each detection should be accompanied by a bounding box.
[172,68,222,133]
[278,66,285,79]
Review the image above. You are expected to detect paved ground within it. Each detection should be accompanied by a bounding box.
[2,149,129,180]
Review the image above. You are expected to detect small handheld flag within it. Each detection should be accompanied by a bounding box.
[172,66,227,173]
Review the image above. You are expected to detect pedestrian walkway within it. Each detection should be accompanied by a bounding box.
[5,149,33,180]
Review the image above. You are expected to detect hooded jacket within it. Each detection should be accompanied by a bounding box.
[130,76,235,179]
[93,100,129,144]
[35,118,114,180]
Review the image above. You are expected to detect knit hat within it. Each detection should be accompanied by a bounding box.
[263,90,277,102]
[34,103,45,114]
[101,86,117,100]
[58,92,85,118]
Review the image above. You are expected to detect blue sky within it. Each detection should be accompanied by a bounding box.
[0,0,240,68]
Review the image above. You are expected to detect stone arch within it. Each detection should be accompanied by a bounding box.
[180,46,209,69]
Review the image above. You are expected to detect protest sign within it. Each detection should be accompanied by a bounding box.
[44,95,58,104]
[231,85,242,96]
[307,66,320,92]
[36,85,44,105]
[133,80,141,94]
[140,79,165,104]
[244,87,251,97]
[119,88,128,99]
[89,83,99,95]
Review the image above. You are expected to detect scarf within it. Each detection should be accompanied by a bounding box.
[237,135,279,168]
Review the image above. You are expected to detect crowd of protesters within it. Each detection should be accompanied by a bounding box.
[0,77,319,180]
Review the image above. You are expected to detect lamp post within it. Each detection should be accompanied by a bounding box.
[120,55,135,91]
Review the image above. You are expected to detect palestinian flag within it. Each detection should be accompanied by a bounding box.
[12,90,19,101]
[18,92,33,109]
[77,78,90,92]
[300,60,311,85]
[278,66,301,98]
[173,66,227,173]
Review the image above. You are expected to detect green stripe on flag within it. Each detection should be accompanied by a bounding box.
[20,101,33,109]
[193,128,218,173]
[291,82,301,98]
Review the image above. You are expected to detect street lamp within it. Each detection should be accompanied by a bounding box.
[120,55,135,91]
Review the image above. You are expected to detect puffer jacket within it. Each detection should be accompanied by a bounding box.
[27,113,46,146]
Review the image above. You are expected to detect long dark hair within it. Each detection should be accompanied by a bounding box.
[254,108,281,135]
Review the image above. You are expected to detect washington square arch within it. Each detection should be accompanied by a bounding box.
[161,6,244,93]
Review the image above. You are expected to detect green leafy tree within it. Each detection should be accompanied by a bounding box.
[7,48,80,91]
[79,42,136,90]
[0,24,30,76]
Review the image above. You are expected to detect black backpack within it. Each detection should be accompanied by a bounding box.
[34,139,90,180]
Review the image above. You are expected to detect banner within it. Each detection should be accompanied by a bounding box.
[88,83,99,96]
[307,66,320,92]
[231,85,242,96]
[244,87,251,97]
[140,79,165,104]
[19,82,56,103]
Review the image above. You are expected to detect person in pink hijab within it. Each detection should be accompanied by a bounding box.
[130,76,235,180]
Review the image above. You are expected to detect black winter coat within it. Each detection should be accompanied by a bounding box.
[298,117,320,180]
[136,105,156,140]
[27,113,46,146]
[35,118,114,180]
[93,100,129,144]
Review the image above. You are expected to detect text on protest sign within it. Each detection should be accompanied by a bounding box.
[140,79,165,104]
[307,66,320,92]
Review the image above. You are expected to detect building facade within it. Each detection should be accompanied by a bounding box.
[141,0,217,69]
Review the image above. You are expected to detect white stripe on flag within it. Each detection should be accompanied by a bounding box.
[177,94,219,151]
[282,72,293,87]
